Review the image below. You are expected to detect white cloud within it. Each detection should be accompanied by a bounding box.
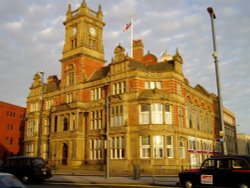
[0,0,249,135]
[5,20,23,31]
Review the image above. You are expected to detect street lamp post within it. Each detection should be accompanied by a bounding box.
[207,7,227,155]
[37,71,44,157]
[105,84,110,179]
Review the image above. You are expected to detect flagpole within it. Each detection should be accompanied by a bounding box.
[130,15,133,58]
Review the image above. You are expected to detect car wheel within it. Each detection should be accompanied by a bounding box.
[21,175,29,184]
[183,179,194,188]
[238,183,248,188]
[36,179,44,184]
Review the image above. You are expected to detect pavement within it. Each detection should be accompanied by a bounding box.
[45,169,180,187]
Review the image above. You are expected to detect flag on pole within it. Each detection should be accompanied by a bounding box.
[123,22,132,32]
[123,16,134,58]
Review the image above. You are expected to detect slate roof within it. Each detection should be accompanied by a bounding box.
[89,60,175,81]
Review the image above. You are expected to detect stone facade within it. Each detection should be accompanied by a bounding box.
[237,133,250,155]
[24,1,236,173]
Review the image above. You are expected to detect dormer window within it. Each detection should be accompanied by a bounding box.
[145,81,162,89]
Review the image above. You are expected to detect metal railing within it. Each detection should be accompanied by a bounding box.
[152,165,200,185]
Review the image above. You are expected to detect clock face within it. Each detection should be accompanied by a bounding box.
[89,27,96,37]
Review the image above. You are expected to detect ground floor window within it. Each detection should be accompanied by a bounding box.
[153,135,164,158]
[167,136,174,158]
[25,143,34,156]
[89,139,103,160]
[140,136,150,158]
[179,137,185,159]
[110,137,124,159]
[140,135,174,159]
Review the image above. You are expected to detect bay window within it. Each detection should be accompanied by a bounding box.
[153,135,164,158]
[139,103,172,125]
[167,136,174,158]
[140,136,150,158]
[152,103,163,124]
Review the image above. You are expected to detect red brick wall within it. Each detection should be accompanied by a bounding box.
[0,102,26,159]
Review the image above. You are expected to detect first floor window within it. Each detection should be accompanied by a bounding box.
[112,81,126,95]
[91,88,102,100]
[165,104,172,124]
[111,106,123,127]
[110,137,124,159]
[30,102,39,112]
[43,119,49,135]
[153,135,164,158]
[91,110,103,130]
[140,136,150,158]
[139,103,172,125]
[140,104,150,124]
[178,107,184,127]
[152,103,163,124]
[26,119,38,136]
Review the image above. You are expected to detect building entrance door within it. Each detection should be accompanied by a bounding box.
[62,143,68,165]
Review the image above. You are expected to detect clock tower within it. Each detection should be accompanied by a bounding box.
[61,1,105,87]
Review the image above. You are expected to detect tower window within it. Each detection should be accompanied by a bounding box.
[89,39,97,50]
[66,64,75,86]
[66,93,73,103]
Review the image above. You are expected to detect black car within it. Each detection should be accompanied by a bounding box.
[0,172,26,188]
[0,156,52,183]
[179,155,250,188]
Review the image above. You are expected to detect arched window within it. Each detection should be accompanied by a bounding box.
[63,117,68,131]
[54,116,58,132]
[62,143,68,165]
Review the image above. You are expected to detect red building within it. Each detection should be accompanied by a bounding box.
[0,101,26,159]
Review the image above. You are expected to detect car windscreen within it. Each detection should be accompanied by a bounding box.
[0,175,26,188]
[32,158,46,167]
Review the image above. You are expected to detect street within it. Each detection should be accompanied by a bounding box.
[26,182,179,188]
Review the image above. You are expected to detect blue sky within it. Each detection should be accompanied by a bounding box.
[0,0,249,134]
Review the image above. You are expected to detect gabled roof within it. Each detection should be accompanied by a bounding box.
[89,66,110,81]
[194,84,210,96]
[89,60,175,81]
[129,60,175,72]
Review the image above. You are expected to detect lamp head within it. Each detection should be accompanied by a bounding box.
[207,7,216,19]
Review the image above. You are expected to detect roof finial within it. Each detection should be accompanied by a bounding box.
[82,0,87,7]
[67,4,72,12]
[176,48,180,56]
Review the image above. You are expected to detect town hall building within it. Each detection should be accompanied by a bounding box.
[25,1,236,173]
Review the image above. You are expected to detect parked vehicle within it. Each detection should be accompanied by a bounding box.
[0,172,26,188]
[0,156,52,183]
[179,155,250,188]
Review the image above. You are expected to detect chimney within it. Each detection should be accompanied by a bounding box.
[133,40,144,62]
